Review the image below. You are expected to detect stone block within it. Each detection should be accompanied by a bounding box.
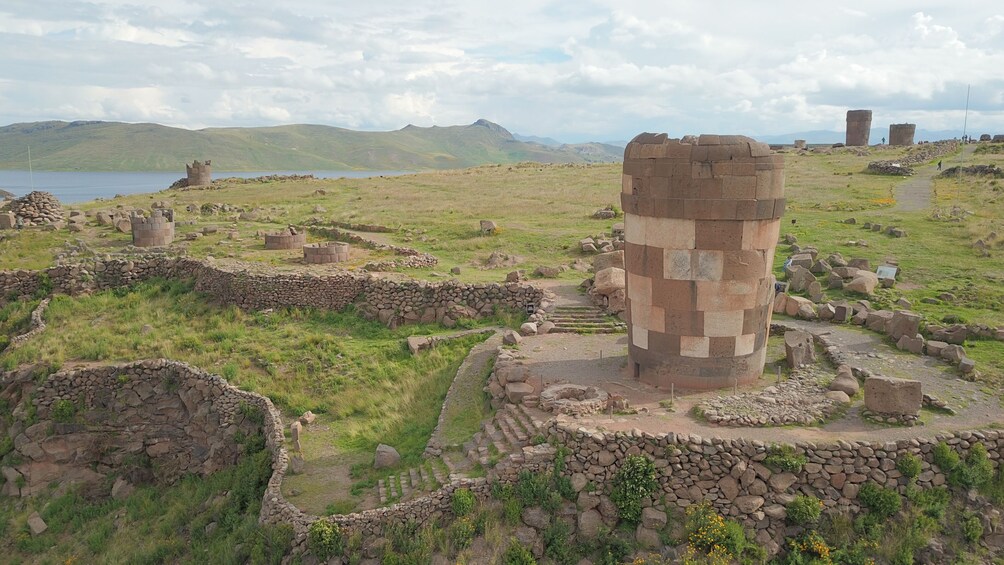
[374,443,400,469]
[784,330,814,368]
[506,382,534,404]
[896,334,925,354]
[888,310,922,340]
[846,271,879,295]
[593,250,624,272]
[864,376,922,416]
[865,310,894,333]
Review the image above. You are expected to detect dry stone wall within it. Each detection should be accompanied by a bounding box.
[0,258,543,328]
[0,360,274,497]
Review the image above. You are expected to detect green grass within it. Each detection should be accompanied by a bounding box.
[0,443,291,564]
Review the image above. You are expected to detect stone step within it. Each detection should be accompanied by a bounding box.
[386,475,398,499]
[378,479,387,504]
[508,404,539,437]
[548,327,626,334]
[550,320,624,327]
[549,317,616,324]
[399,474,411,497]
[440,454,456,477]
[409,467,421,489]
[519,403,547,433]
[495,414,522,448]
[504,414,529,443]
[418,463,430,487]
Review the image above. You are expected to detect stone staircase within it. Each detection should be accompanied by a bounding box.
[377,458,451,505]
[548,305,627,334]
[464,403,549,467]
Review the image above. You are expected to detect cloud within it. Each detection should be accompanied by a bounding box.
[0,1,1002,141]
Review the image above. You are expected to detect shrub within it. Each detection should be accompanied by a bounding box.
[896,453,922,480]
[450,517,475,550]
[784,530,833,564]
[0,436,13,459]
[504,538,537,565]
[51,399,77,423]
[685,502,751,559]
[962,514,984,543]
[764,444,807,473]
[609,455,657,524]
[542,520,574,564]
[858,483,901,518]
[307,520,343,561]
[932,442,960,473]
[786,494,823,525]
[515,470,549,507]
[452,488,475,517]
[954,443,994,489]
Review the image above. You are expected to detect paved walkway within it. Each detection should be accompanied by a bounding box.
[513,299,1000,445]
[894,144,977,212]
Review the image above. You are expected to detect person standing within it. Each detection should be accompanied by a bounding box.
[937,160,943,171]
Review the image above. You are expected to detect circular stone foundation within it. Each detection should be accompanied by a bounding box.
[540,384,609,416]
[264,230,306,250]
[303,242,350,264]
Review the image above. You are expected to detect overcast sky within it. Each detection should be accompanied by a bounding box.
[1,1,1002,142]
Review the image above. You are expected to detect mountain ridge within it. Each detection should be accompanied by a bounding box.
[0,119,623,172]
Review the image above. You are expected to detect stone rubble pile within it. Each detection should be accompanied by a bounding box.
[699,365,843,426]
[5,191,64,225]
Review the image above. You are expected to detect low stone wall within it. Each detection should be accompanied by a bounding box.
[6,298,49,349]
[0,360,276,497]
[303,242,350,264]
[546,420,1003,554]
[0,258,545,329]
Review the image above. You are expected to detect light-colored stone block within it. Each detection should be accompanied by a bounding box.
[704,310,744,337]
[735,333,756,356]
[664,249,692,280]
[646,217,696,250]
[680,335,710,358]
[694,250,724,281]
[632,326,649,349]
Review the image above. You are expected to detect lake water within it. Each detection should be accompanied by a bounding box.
[0,170,411,204]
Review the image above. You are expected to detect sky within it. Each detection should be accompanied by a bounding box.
[1,1,1002,143]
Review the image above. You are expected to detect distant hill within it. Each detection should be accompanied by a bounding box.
[0,119,623,172]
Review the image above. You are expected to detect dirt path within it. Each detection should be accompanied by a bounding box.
[894,144,977,212]
[515,296,1000,444]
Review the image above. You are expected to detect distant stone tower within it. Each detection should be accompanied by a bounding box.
[186,160,212,186]
[621,133,784,390]
[888,124,916,146]
[845,110,872,146]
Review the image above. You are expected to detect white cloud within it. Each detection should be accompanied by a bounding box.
[0,1,1002,140]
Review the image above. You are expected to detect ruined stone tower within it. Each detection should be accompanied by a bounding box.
[845,110,872,146]
[186,160,212,186]
[621,133,784,390]
[130,209,174,247]
[888,124,916,146]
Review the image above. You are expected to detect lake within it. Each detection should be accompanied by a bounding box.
[0,170,411,204]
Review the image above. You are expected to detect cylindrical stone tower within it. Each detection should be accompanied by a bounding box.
[130,209,175,247]
[845,110,872,146]
[888,124,916,146]
[186,160,212,186]
[621,133,784,390]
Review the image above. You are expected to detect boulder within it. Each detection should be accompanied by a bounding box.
[888,311,922,341]
[825,390,851,403]
[374,444,401,469]
[784,295,814,317]
[503,330,522,346]
[299,411,316,425]
[829,365,859,396]
[926,340,948,357]
[865,310,894,333]
[480,220,498,234]
[522,506,551,530]
[578,509,604,539]
[506,382,534,404]
[111,477,135,500]
[519,322,538,336]
[789,253,813,269]
[845,271,879,295]
[734,495,765,514]
[941,344,966,363]
[896,334,925,354]
[592,267,625,296]
[636,524,661,549]
[593,250,624,272]
[27,512,47,536]
[784,330,815,369]
[538,321,556,335]
[807,281,824,303]
[641,507,668,529]
[848,258,871,270]
[864,377,922,416]
[787,266,816,292]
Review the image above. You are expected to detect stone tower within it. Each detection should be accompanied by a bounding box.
[186,160,212,186]
[845,110,872,146]
[621,133,784,390]
[888,124,916,146]
[130,209,175,247]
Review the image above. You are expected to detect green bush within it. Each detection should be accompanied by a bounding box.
[307,519,343,561]
[858,483,901,518]
[0,435,13,459]
[51,399,77,423]
[515,470,549,507]
[962,514,984,543]
[954,443,994,489]
[452,487,475,517]
[932,442,961,473]
[609,455,657,524]
[542,519,575,564]
[764,444,807,473]
[786,494,823,525]
[685,502,752,559]
[450,516,475,550]
[504,538,537,565]
[896,453,922,480]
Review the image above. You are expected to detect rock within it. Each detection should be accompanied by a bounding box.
[289,455,306,474]
[506,382,534,404]
[299,411,316,425]
[865,310,894,333]
[787,266,815,292]
[734,495,765,514]
[450,266,461,275]
[784,295,814,317]
[374,444,401,469]
[784,330,815,368]
[578,509,603,539]
[825,390,851,403]
[828,365,860,396]
[864,377,922,416]
[941,344,966,363]
[769,472,798,492]
[538,321,556,335]
[593,251,624,272]
[505,270,524,283]
[846,271,879,295]
[111,477,135,500]
[480,220,498,234]
[926,340,948,357]
[888,311,922,341]
[932,324,968,345]
[959,357,976,374]
[503,330,522,346]
[807,281,824,303]
[718,475,739,501]
[636,525,661,549]
[519,322,538,336]
[522,506,550,530]
[592,267,625,296]
[641,507,668,529]
[896,334,925,354]
[533,266,561,278]
[571,473,588,493]
[27,511,47,536]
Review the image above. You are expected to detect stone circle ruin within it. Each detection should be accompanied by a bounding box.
[621,133,783,389]
[264,226,306,249]
[303,241,350,264]
[130,208,175,247]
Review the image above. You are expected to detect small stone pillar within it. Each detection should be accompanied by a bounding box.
[303,242,350,264]
[186,160,212,186]
[888,124,916,146]
[130,209,174,247]
[264,227,306,250]
[621,133,784,390]
[845,110,872,146]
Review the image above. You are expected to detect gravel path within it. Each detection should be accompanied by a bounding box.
[894,144,976,212]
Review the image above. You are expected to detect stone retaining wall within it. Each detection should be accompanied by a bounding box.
[0,258,544,328]
[0,360,275,497]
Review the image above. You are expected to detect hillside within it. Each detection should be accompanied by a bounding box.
[0,119,623,172]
